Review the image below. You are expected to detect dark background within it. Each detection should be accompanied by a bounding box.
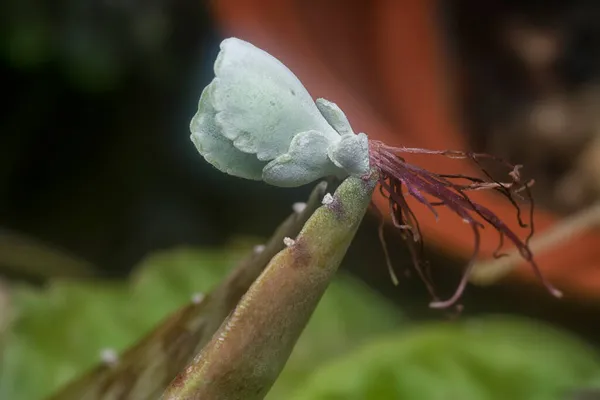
[2,0,600,343]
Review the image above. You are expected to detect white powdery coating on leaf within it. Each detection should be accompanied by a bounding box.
[322,193,334,205]
[328,132,370,176]
[213,38,339,160]
[190,37,373,188]
[283,237,295,247]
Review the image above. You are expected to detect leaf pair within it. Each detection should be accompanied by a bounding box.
[190,38,370,187]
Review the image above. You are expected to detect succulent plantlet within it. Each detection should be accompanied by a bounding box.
[191,37,562,308]
[190,38,369,187]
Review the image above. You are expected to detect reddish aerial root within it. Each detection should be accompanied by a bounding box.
[368,140,562,309]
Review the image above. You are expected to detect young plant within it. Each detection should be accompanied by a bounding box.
[191,37,562,309]
[20,37,565,400]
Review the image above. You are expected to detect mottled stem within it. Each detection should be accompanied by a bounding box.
[161,174,376,400]
[46,181,329,400]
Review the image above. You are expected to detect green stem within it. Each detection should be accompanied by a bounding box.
[46,181,328,400]
[161,174,376,400]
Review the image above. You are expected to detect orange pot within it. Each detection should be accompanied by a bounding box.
[212,0,600,302]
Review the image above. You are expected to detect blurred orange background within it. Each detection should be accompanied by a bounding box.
[213,0,600,301]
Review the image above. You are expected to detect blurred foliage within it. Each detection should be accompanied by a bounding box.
[2,243,599,399]
[0,244,404,400]
[0,0,173,91]
[0,247,239,400]
[0,230,97,282]
[291,318,600,400]
[267,277,403,399]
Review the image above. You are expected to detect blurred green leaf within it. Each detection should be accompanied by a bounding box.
[268,276,404,399]
[290,317,600,400]
[0,230,97,280]
[7,180,328,400]
[0,247,242,400]
[0,245,404,400]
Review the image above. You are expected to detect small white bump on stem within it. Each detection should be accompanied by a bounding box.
[100,348,119,366]
[191,292,205,304]
[322,193,334,205]
[283,237,295,247]
[292,202,307,213]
